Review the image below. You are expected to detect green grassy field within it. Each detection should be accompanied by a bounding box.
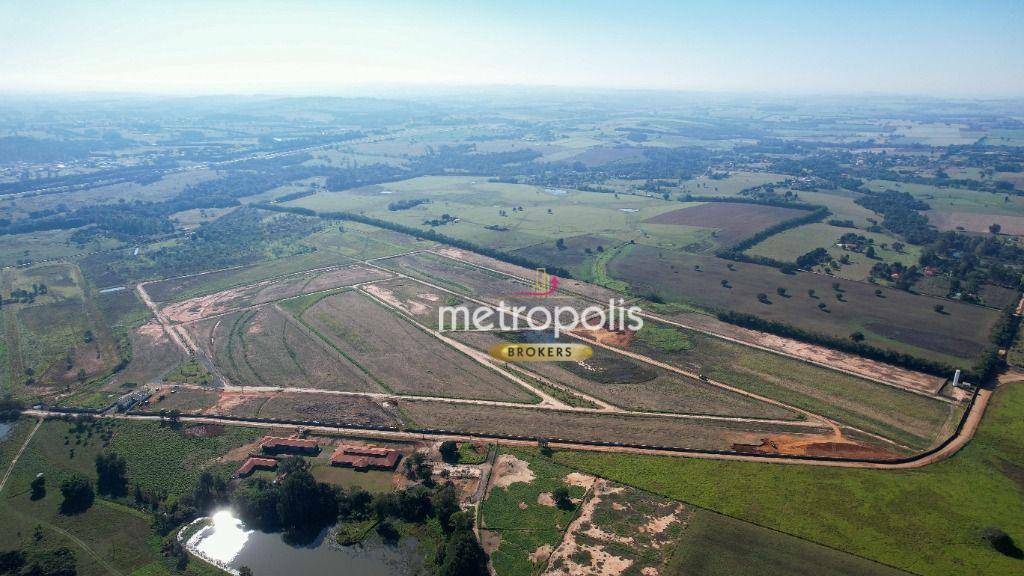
[479,449,586,576]
[747,222,921,282]
[287,175,698,251]
[548,381,1024,576]
[0,417,259,576]
[863,180,1024,217]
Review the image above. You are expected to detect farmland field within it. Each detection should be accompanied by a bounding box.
[643,202,806,246]
[609,244,999,366]
[299,290,540,402]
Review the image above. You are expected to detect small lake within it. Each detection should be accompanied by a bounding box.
[186,510,422,576]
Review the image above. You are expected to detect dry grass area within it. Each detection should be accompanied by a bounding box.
[300,290,538,402]
[643,202,806,246]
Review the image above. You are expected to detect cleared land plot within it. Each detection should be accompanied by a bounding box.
[621,321,958,451]
[359,277,459,330]
[610,244,999,365]
[187,304,382,392]
[145,250,356,302]
[480,450,589,576]
[927,210,1024,235]
[451,330,798,421]
[301,290,539,402]
[194,390,401,428]
[643,202,806,246]
[747,222,921,282]
[160,264,388,323]
[543,479,688,576]
[399,400,830,450]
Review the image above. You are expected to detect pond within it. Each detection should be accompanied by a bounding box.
[0,421,12,441]
[185,510,423,576]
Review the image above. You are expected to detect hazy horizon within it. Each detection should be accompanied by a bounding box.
[2,0,1022,97]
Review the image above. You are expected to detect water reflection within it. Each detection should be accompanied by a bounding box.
[0,421,12,441]
[191,510,252,564]
[185,510,421,576]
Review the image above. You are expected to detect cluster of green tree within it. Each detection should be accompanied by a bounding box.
[388,198,430,211]
[0,159,179,196]
[258,204,573,279]
[0,546,77,576]
[0,133,132,163]
[766,155,865,191]
[1,283,47,306]
[231,457,340,543]
[0,394,24,419]
[855,190,937,244]
[796,247,831,268]
[231,457,486,575]
[829,219,857,228]
[424,214,457,227]
[144,208,322,277]
[920,231,1024,290]
[869,261,920,291]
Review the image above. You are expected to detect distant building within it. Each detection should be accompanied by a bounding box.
[330,443,400,471]
[115,389,152,412]
[235,457,278,478]
[259,436,320,455]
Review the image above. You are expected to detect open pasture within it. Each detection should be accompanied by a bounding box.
[287,175,686,251]
[926,210,1024,235]
[610,244,1000,366]
[1,262,120,392]
[644,202,806,246]
[747,222,921,281]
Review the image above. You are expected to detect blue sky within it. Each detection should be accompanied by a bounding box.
[1,0,1021,96]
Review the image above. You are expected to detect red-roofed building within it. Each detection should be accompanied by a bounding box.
[259,436,320,455]
[331,444,401,471]
[235,457,278,478]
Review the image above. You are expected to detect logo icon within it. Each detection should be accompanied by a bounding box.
[513,268,558,297]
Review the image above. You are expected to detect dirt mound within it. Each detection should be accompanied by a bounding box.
[490,454,535,492]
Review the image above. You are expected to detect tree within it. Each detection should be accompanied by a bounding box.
[555,238,566,250]
[807,288,816,298]
[239,567,254,576]
[59,474,94,514]
[990,223,1002,235]
[431,483,461,532]
[403,452,432,483]
[439,441,458,464]
[850,332,865,343]
[552,487,574,510]
[865,246,877,259]
[95,452,128,496]
[438,527,488,576]
[776,287,787,297]
[30,474,46,500]
[875,289,884,297]
[934,304,946,314]
[756,293,770,304]
[279,455,309,475]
